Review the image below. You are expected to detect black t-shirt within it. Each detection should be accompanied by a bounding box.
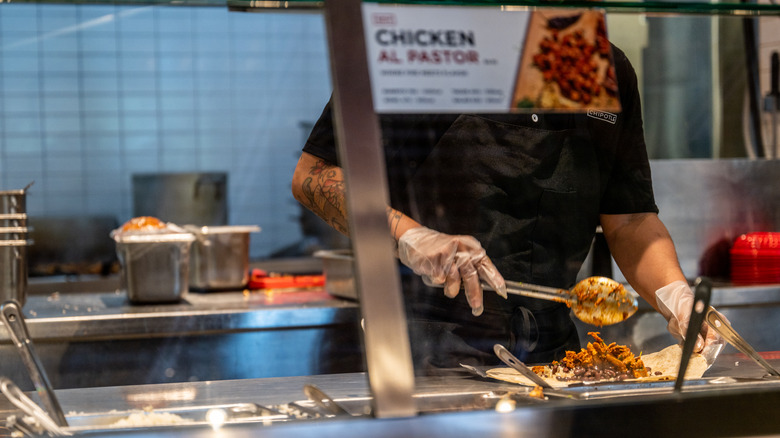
[302,44,657,287]
[303,45,659,369]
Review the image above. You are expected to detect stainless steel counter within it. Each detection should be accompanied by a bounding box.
[0,287,363,391]
[3,353,780,437]
[6,279,780,392]
[3,279,780,436]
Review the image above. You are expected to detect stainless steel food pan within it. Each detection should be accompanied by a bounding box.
[314,249,356,300]
[0,189,27,215]
[188,225,260,291]
[114,233,196,304]
[0,239,31,306]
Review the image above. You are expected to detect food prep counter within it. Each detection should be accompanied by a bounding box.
[5,274,780,393]
[2,351,780,437]
[4,264,780,438]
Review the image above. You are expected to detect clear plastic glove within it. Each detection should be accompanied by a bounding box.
[397,226,506,316]
[655,280,725,353]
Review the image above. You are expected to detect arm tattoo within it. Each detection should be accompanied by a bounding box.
[386,206,403,240]
[299,159,349,235]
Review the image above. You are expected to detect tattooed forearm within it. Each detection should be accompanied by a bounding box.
[293,152,422,240]
[298,159,350,236]
[386,206,404,240]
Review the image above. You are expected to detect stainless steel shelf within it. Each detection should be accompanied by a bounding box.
[2,289,358,342]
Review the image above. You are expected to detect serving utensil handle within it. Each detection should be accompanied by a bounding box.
[674,277,711,392]
[423,277,572,305]
[0,377,69,436]
[706,307,780,378]
[0,300,68,427]
[493,344,552,389]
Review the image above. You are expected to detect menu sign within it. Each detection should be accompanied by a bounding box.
[361,3,621,114]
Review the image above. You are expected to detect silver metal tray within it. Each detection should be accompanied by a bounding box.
[314,249,357,300]
[542,376,780,399]
[64,403,289,432]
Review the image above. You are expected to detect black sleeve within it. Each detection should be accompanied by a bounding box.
[302,97,339,165]
[302,97,453,170]
[598,45,659,215]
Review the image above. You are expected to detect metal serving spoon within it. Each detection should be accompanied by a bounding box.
[426,276,638,326]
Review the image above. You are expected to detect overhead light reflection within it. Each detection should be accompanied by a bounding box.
[126,387,197,404]
[494,394,516,413]
[205,408,228,430]
[2,6,153,51]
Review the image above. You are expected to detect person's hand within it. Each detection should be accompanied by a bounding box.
[397,226,506,316]
[655,280,725,353]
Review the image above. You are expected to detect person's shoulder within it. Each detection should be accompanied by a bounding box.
[610,43,629,63]
[610,43,639,80]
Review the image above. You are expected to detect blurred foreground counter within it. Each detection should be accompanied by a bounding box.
[2,276,780,437]
[5,272,780,393]
[0,274,362,391]
[2,355,780,437]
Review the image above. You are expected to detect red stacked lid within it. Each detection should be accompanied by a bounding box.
[730,232,780,285]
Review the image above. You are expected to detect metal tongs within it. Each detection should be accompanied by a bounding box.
[0,378,70,436]
[493,344,551,389]
[0,300,68,427]
[493,344,579,400]
[425,276,638,326]
[674,278,780,392]
[706,307,780,379]
[303,384,351,417]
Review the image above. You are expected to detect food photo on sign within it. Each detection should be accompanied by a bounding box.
[512,9,622,112]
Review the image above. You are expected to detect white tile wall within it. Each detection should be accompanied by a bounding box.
[0,3,333,259]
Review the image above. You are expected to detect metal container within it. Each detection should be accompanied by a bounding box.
[0,189,27,215]
[132,173,228,227]
[314,249,357,300]
[188,225,260,291]
[0,240,31,306]
[114,233,196,304]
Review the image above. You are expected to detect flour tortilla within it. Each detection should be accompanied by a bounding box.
[486,344,708,388]
[641,344,709,379]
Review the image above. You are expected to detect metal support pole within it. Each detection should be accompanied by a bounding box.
[322,0,417,418]
[742,12,765,158]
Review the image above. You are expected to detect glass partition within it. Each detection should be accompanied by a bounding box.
[1,0,780,434]
[0,0,366,389]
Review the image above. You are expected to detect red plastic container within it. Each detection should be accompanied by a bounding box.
[730,232,780,285]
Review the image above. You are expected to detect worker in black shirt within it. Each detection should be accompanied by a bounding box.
[292,45,723,374]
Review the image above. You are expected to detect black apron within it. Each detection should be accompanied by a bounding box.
[398,114,601,375]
